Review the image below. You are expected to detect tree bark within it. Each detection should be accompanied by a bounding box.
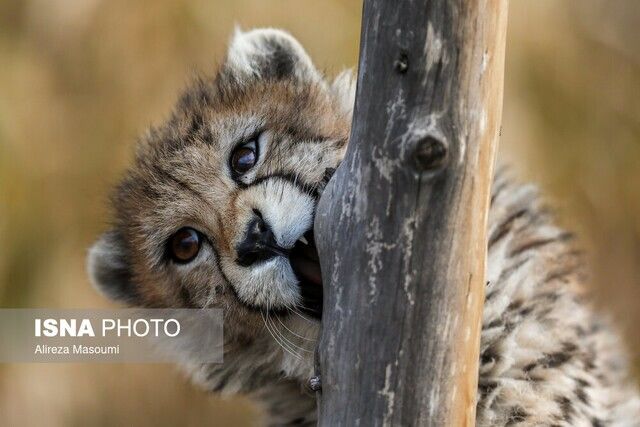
[314,0,508,425]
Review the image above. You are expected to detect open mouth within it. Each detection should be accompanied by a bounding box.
[289,229,323,319]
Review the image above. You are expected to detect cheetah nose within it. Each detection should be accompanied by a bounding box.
[235,209,289,267]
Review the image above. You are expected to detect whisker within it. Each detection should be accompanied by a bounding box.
[264,303,307,361]
[276,316,315,342]
[261,309,302,361]
[290,307,315,324]
[267,312,313,355]
[270,317,314,354]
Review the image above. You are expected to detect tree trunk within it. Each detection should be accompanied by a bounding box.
[314,0,508,425]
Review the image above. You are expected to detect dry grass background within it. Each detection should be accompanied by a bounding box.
[0,1,638,425]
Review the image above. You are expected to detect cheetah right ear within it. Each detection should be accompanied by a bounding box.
[330,69,357,118]
[221,27,322,85]
[87,230,139,305]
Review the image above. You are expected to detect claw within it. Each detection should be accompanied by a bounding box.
[308,375,321,391]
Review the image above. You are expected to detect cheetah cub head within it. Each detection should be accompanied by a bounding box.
[88,28,354,342]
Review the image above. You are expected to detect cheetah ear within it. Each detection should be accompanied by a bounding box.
[87,230,139,305]
[222,27,322,84]
[330,69,357,118]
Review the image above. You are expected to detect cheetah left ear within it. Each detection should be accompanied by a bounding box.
[87,230,140,305]
[222,27,322,84]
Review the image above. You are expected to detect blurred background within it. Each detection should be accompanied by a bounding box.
[0,0,638,425]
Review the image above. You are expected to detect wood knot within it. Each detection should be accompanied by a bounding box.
[394,53,409,73]
[412,135,448,172]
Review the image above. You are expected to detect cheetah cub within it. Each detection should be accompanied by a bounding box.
[88,28,640,426]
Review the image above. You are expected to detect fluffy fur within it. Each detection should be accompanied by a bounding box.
[88,28,640,426]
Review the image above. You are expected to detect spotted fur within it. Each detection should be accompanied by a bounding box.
[88,28,640,426]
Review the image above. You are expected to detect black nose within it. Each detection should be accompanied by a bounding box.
[235,210,289,267]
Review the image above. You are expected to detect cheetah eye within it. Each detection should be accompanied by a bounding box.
[230,140,258,175]
[168,227,201,263]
